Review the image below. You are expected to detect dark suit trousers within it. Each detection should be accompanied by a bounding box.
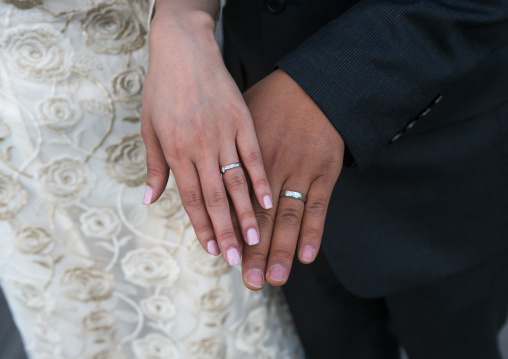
[0,288,27,359]
[282,251,508,359]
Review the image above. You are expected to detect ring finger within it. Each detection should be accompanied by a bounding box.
[196,159,242,266]
[221,148,260,247]
[266,179,308,286]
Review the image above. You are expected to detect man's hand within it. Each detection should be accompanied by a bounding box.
[240,69,345,290]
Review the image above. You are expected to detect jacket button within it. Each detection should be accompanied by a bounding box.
[418,107,431,118]
[432,94,443,105]
[265,0,286,13]
[390,132,403,143]
[404,119,418,132]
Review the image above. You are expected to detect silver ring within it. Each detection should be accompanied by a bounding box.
[280,190,306,203]
[221,162,242,174]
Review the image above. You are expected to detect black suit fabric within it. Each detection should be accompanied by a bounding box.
[222,0,508,297]
[223,0,508,357]
[283,250,508,359]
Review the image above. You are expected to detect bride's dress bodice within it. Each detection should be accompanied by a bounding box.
[0,1,302,358]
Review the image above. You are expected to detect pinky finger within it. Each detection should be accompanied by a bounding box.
[298,176,334,264]
[236,127,273,210]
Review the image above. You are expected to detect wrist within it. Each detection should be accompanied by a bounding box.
[150,9,216,48]
[150,0,217,34]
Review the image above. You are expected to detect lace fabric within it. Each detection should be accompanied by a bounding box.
[0,1,303,358]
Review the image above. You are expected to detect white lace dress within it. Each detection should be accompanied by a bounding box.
[0,1,303,358]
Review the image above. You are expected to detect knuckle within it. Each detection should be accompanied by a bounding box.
[193,220,214,236]
[301,227,322,243]
[319,160,341,176]
[255,211,274,228]
[171,136,186,156]
[276,207,301,226]
[306,200,327,217]
[252,177,269,189]
[243,151,263,166]
[237,208,255,223]
[225,173,247,191]
[205,190,227,209]
[145,160,166,179]
[271,247,294,261]
[182,190,203,209]
[227,103,247,121]
[245,251,268,264]
[216,228,237,242]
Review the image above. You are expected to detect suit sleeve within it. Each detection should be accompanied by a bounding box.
[275,0,508,169]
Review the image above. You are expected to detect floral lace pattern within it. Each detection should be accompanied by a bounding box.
[0,1,303,358]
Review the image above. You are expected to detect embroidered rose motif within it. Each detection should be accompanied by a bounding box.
[59,266,115,302]
[80,2,146,55]
[0,171,28,219]
[141,295,176,321]
[11,283,46,310]
[37,95,81,132]
[14,226,52,254]
[200,287,233,312]
[235,307,269,353]
[0,24,73,81]
[82,309,116,331]
[105,134,146,187]
[186,336,226,359]
[3,0,43,10]
[111,66,145,103]
[35,156,95,205]
[34,320,61,343]
[132,333,179,359]
[79,207,121,239]
[187,239,231,277]
[121,247,180,288]
[92,349,126,359]
[0,122,10,140]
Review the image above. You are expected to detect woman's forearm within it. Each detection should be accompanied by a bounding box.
[151,0,221,34]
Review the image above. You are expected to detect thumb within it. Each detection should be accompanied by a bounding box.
[141,117,170,205]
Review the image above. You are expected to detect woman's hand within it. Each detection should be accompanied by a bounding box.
[141,1,272,265]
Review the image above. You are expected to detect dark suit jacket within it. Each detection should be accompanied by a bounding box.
[222,0,508,297]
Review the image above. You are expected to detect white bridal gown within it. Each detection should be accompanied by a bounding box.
[0,1,303,358]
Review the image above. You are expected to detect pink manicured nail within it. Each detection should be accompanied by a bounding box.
[207,240,220,256]
[301,245,315,262]
[246,268,264,288]
[143,185,153,205]
[226,248,241,265]
[246,228,259,245]
[268,264,286,282]
[263,195,273,209]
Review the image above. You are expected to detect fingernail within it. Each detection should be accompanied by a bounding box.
[226,247,241,265]
[207,240,220,256]
[263,195,273,209]
[268,264,286,282]
[301,245,315,262]
[246,268,264,288]
[246,228,259,245]
[143,185,153,205]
